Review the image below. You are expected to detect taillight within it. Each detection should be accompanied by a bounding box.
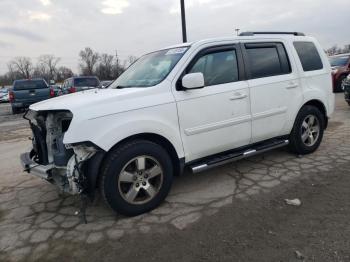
[68,87,76,93]
[49,88,55,97]
[9,91,14,103]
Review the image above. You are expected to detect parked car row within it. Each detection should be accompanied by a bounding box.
[0,88,9,103]
[329,53,350,92]
[7,76,113,114]
[342,74,350,106]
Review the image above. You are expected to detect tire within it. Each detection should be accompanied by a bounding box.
[335,75,346,93]
[100,140,173,216]
[289,105,325,155]
[11,107,20,114]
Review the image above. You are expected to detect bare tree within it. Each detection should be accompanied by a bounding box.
[55,66,74,82]
[8,57,33,78]
[96,53,114,80]
[343,44,350,53]
[79,47,99,75]
[37,54,61,81]
[326,44,350,56]
[127,55,138,66]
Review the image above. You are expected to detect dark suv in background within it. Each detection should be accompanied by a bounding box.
[62,76,100,94]
[329,53,350,92]
[9,79,54,114]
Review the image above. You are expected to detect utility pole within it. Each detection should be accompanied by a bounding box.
[235,28,240,36]
[115,50,119,77]
[180,0,187,43]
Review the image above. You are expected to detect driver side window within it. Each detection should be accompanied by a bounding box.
[188,49,239,86]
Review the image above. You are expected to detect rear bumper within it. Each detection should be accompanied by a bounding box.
[20,152,53,180]
[12,102,36,108]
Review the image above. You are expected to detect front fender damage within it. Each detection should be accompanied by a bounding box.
[66,145,97,194]
[23,110,106,223]
[66,144,105,200]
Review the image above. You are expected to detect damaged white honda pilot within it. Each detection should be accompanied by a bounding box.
[21,32,334,216]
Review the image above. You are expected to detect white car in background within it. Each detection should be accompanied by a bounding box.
[21,32,334,216]
[0,88,9,103]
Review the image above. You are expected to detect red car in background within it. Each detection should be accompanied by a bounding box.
[329,53,350,92]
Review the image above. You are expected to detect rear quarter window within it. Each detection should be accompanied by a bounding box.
[13,80,48,90]
[74,78,100,87]
[293,41,323,71]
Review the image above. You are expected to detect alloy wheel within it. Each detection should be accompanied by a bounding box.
[117,155,163,205]
[301,114,320,147]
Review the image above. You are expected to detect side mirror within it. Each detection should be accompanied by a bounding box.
[182,72,205,90]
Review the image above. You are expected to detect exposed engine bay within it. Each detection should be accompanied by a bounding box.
[23,110,98,196]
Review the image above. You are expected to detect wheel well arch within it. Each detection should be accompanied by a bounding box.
[303,99,328,128]
[105,133,184,176]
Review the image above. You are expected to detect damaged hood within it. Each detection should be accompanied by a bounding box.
[29,84,174,120]
[30,88,141,112]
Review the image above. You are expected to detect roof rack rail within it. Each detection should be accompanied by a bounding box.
[239,31,305,36]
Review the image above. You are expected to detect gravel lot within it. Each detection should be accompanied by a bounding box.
[0,94,349,262]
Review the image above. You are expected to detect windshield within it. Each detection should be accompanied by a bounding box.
[13,80,47,90]
[329,55,350,67]
[110,47,188,88]
[74,78,99,87]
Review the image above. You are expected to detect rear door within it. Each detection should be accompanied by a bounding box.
[241,41,302,143]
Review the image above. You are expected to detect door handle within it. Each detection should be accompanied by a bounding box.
[229,93,247,100]
[286,82,298,89]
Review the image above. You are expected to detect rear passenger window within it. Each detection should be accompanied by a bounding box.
[245,43,291,79]
[188,49,239,86]
[293,42,323,71]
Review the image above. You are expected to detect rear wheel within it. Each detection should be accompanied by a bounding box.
[11,107,20,114]
[100,140,173,216]
[335,75,346,92]
[289,105,325,155]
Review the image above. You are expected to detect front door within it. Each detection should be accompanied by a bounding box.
[173,45,252,161]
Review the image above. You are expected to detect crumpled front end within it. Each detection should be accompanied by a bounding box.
[20,109,100,196]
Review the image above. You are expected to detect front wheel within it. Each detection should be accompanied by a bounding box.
[289,105,325,155]
[100,140,173,216]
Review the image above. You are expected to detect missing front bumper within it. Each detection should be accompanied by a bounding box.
[20,152,53,180]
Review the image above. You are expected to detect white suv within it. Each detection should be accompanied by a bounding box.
[21,32,334,216]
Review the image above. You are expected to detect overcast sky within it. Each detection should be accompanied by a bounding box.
[0,0,349,73]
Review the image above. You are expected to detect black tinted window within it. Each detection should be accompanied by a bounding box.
[13,80,47,90]
[74,78,99,87]
[245,43,290,79]
[293,42,323,71]
[188,49,239,86]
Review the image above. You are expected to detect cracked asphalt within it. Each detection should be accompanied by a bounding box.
[0,94,349,262]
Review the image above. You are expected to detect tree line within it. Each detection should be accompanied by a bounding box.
[326,44,350,56]
[0,47,137,86]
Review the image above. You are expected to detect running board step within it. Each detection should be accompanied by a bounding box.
[190,139,289,173]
